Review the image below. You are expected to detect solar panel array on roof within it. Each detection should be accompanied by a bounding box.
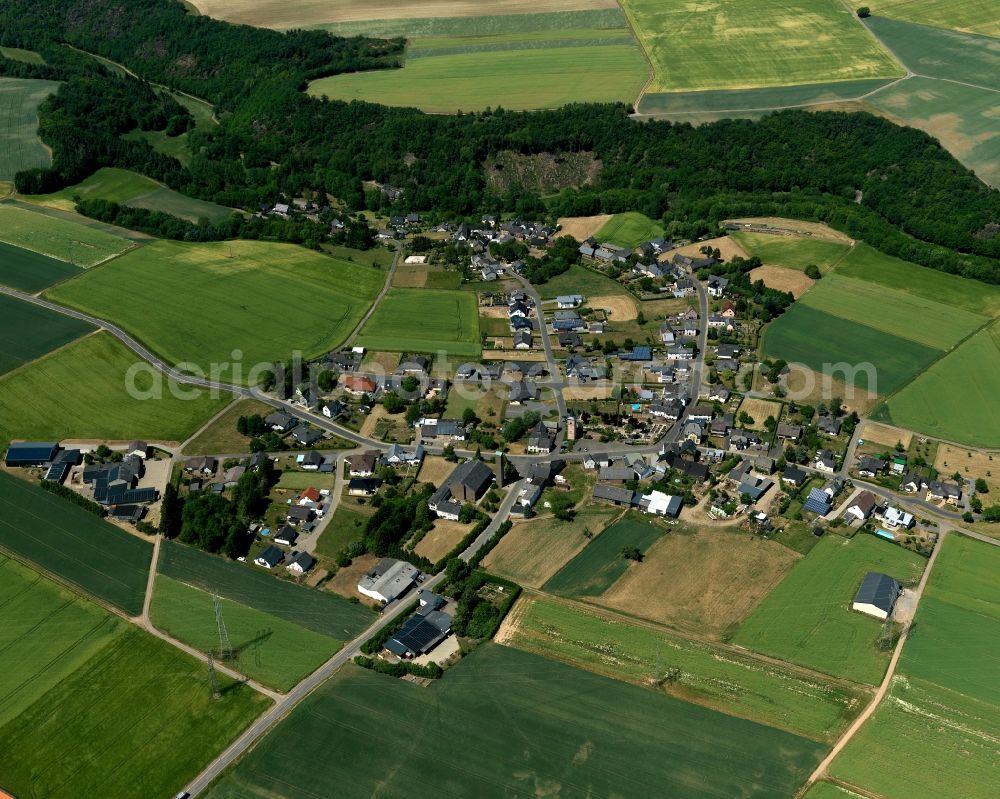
[386,613,451,658]
[43,463,70,483]
[4,442,58,466]
[109,488,159,505]
[803,487,832,516]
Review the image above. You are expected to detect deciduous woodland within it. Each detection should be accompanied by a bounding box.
[1,0,998,284]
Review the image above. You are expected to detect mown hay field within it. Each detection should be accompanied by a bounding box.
[205,643,826,799]
[150,575,341,691]
[0,78,59,179]
[502,595,867,742]
[733,534,926,685]
[0,293,94,376]
[0,472,152,615]
[730,232,851,273]
[594,211,663,248]
[356,287,481,357]
[29,167,234,224]
[620,0,902,92]
[0,332,232,451]
[0,558,268,799]
[47,239,384,375]
[0,203,134,266]
[873,0,1000,38]
[829,534,1000,799]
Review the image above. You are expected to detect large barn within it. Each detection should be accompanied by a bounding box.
[852,572,902,620]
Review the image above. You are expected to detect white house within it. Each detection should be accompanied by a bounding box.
[556,295,584,309]
[881,506,914,529]
[357,559,419,603]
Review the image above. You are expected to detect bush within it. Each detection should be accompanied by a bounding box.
[354,655,443,679]
[39,480,106,517]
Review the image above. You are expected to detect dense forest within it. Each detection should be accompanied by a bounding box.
[1,0,998,282]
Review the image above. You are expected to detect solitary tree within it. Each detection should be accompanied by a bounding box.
[975,478,989,493]
[804,264,821,280]
[857,7,871,19]
[622,546,643,562]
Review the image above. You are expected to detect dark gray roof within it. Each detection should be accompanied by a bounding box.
[854,572,901,613]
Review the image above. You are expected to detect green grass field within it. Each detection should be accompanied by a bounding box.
[0,564,268,799]
[151,575,341,691]
[158,539,374,639]
[0,294,93,375]
[356,287,480,357]
[595,212,664,248]
[0,78,59,180]
[0,332,231,449]
[881,322,1000,447]
[507,597,866,742]
[638,78,896,115]
[866,16,999,90]
[0,203,134,266]
[731,232,851,273]
[835,242,1000,316]
[309,37,647,113]
[47,239,384,374]
[874,0,1000,38]
[803,783,858,799]
[30,167,234,223]
[538,263,633,301]
[0,472,152,614]
[797,273,987,349]
[829,535,1000,799]
[0,240,82,291]
[544,513,665,596]
[621,0,901,93]
[866,76,1000,187]
[0,47,45,64]
[762,304,942,395]
[734,534,925,685]
[181,398,272,455]
[205,643,826,799]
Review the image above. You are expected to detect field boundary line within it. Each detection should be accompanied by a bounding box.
[613,0,654,111]
[837,0,909,77]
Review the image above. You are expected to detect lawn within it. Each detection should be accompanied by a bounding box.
[0,78,59,179]
[47,239,385,374]
[762,303,942,395]
[505,596,867,742]
[0,240,82,291]
[356,287,480,357]
[0,618,268,799]
[308,37,647,113]
[543,512,665,596]
[0,332,232,449]
[0,47,44,64]
[205,643,825,799]
[733,534,926,685]
[730,232,850,273]
[0,471,152,614]
[29,167,234,224]
[881,322,1000,447]
[829,534,1000,799]
[482,504,620,588]
[594,211,664,248]
[0,293,94,375]
[834,242,1000,317]
[537,263,631,301]
[874,0,1000,38]
[182,398,274,455]
[313,499,373,559]
[0,203,134,266]
[151,575,341,691]
[620,0,902,93]
[797,273,988,349]
[158,539,374,639]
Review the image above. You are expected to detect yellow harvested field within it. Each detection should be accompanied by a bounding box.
[391,264,428,288]
[661,235,747,263]
[417,455,458,487]
[782,364,880,415]
[589,294,638,321]
[483,505,620,587]
[557,214,613,242]
[594,526,800,638]
[738,397,782,428]
[562,384,614,401]
[414,519,473,562]
[934,444,1000,495]
[640,297,688,317]
[725,218,853,243]
[859,421,912,450]
[749,265,815,298]
[190,0,617,28]
[326,553,380,601]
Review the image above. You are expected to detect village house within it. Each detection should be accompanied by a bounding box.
[343,375,378,396]
[857,456,886,477]
[358,558,419,604]
[255,545,284,569]
[814,449,837,473]
[347,450,380,477]
[845,490,878,522]
[428,459,496,520]
[286,551,315,575]
[264,411,297,432]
